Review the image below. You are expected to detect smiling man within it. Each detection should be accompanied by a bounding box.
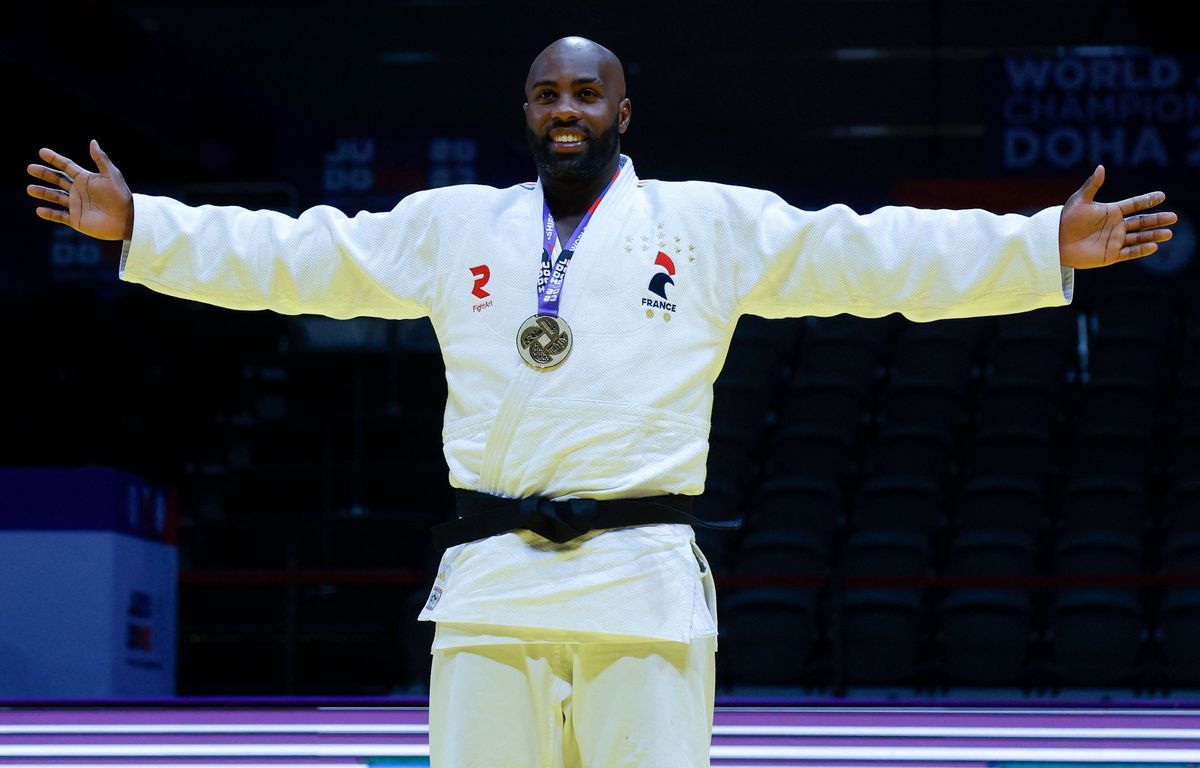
[27,35,1175,768]
[524,38,631,228]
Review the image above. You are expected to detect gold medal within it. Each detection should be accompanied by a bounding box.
[517,314,572,369]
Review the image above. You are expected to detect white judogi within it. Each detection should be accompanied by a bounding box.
[119,154,1071,642]
[119,155,1072,765]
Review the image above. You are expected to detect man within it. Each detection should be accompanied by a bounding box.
[27,35,1174,768]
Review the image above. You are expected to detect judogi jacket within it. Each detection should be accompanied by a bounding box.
[119,155,1073,647]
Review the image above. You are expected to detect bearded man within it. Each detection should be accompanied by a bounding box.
[27,35,1174,768]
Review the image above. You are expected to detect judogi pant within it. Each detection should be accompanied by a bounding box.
[429,625,716,768]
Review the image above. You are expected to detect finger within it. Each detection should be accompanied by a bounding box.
[1124,228,1173,246]
[1125,211,1178,231]
[26,164,73,190]
[27,184,69,206]
[35,206,70,226]
[1076,164,1104,204]
[90,139,112,174]
[1117,241,1159,262]
[1118,190,1166,216]
[37,147,84,179]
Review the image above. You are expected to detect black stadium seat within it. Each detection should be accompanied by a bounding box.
[940,589,1033,685]
[1049,589,1143,686]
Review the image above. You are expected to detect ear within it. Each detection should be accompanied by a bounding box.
[618,98,632,134]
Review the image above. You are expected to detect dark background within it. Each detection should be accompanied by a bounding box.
[2,0,1199,696]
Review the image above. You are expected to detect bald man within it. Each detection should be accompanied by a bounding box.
[28,35,1175,768]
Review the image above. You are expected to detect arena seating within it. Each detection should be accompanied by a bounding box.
[7,269,1199,695]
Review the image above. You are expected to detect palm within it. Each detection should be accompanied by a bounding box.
[26,141,133,241]
[1059,165,1175,269]
[69,169,127,236]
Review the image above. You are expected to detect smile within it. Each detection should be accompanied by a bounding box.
[548,129,587,152]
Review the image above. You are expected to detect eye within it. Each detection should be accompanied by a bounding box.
[536,88,555,101]
[579,88,599,99]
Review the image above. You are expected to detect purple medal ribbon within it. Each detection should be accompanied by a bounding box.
[536,161,623,317]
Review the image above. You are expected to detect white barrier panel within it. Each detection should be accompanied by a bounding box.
[0,467,177,698]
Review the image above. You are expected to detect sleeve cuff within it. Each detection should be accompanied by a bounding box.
[1060,266,1075,304]
[118,238,132,279]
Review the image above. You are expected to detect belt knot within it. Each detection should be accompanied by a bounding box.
[518,496,599,543]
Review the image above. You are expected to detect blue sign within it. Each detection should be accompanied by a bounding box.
[992,50,1200,173]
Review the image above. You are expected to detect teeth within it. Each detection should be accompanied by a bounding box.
[553,135,583,143]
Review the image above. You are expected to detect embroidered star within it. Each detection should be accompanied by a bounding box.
[674,235,681,243]
[688,255,695,263]
[624,245,632,253]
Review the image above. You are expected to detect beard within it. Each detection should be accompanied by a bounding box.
[525,113,622,183]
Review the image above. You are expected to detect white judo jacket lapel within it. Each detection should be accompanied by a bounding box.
[477,156,640,495]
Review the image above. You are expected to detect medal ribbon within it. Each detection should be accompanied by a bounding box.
[536,161,623,317]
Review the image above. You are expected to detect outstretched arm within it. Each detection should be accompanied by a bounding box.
[1058,164,1175,269]
[26,140,133,240]
[26,142,442,320]
[730,166,1175,322]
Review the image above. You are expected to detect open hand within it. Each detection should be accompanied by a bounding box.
[26,140,133,241]
[1059,165,1176,269]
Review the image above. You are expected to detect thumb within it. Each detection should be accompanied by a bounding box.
[90,139,112,174]
[1076,164,1104,204]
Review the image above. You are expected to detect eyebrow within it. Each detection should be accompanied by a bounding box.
[530,77,604,90]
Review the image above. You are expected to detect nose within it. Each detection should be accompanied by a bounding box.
[549,94,582,122]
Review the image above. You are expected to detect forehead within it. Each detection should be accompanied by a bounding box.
[525,46,614,90]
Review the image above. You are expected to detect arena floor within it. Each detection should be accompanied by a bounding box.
[3,701,1199,766]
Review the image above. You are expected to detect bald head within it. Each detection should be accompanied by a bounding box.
[523,37,632,188]
[525,37,626,101]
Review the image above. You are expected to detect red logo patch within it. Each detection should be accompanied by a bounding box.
[654,251,676,275]
[469,265,491,298]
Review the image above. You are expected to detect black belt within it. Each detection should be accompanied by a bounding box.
[431,489,743,549]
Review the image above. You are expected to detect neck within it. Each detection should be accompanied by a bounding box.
[540,154,621,218]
